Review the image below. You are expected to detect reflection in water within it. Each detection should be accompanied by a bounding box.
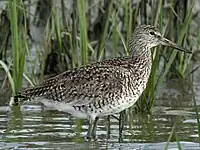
[0,76,200,149]
[0,103,199,149]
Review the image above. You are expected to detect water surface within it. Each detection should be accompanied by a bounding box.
[0,77,200,149]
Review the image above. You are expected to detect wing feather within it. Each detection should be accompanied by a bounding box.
[46,65,128,106]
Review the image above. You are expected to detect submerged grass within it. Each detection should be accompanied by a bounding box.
[164,122,183,150]
[164,123,176,150]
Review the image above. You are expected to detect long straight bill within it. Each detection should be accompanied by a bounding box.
[160,37,192,54]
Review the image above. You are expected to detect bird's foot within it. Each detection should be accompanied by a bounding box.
[85,134,97,142]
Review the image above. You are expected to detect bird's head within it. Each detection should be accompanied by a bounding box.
[130,25,191,55]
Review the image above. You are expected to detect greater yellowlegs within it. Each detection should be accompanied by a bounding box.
[9,25,191,139]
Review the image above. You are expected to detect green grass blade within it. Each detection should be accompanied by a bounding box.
[178,2,194,75]
[8,0,27,92]
[77,0,88,65]
[97,0,113,61]
[157,4,192,88]
[116,28,128,56]
[8,0,19,91]
[0,60,15,94]
[165,123,176,150]
[23,73,34,87]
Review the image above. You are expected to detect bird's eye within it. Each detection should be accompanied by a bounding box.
[150,31,155,35]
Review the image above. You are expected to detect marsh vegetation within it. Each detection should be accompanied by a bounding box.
[0,0,199,149]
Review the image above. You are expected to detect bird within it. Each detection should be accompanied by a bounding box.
[9,25,191,139]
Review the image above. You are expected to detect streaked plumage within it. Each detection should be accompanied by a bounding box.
[10,25,191,139]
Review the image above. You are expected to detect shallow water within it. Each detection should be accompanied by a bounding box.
[0,77,200,149]
[0,105,199,150]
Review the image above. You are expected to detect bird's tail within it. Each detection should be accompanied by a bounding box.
[9,85,52,106]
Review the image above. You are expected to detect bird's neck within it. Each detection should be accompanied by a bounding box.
[128,42,152,81]
[129,44,152,85]
[130,43,152,63]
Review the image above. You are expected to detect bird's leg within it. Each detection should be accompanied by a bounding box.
[86,118,94,140]
[86,116,98,140]
[91,117,99,139]
[107,115,111,139]
[110,111,125,142]
[119,110,125,142]
[119,111,125,133]
[111,114,119,121]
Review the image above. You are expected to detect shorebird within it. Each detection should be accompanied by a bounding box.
[9,25,191,139]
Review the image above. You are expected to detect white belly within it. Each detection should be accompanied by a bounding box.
[40,98,88,119]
